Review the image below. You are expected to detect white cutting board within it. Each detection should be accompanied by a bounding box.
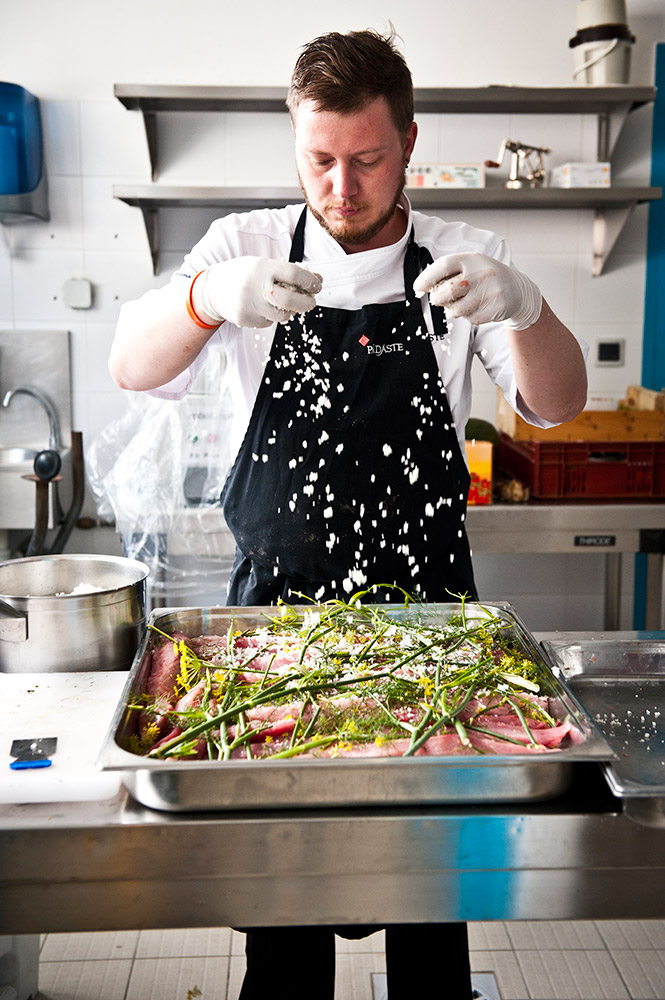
[0,671,126,803]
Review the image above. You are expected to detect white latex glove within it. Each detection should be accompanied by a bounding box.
[413,251,542,331]
[196,257,323,329]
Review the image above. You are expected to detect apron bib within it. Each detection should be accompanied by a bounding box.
[222,208,476,602]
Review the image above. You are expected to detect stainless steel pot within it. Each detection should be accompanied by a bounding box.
[0,554,149,673]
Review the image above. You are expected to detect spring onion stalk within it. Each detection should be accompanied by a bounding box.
[132,590,565,761]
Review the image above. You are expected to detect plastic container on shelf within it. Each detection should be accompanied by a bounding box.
[569,0,635,84]
[497,434,665,501]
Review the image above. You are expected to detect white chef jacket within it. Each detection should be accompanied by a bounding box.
[145,195,562,460]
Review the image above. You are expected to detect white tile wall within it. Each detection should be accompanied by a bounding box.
[41,100,82,176]
[1,0,662,625]
[158,111,228,184]
[225,113,297,187]
[79,100,150,179]
[12,248,85,323]
[81,177,149,252]
[0,231,12,325]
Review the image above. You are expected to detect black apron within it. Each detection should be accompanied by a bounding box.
[222,207,476,604]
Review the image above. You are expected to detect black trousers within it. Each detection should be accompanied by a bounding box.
[229,551,474,1000]
[238,923,473,999]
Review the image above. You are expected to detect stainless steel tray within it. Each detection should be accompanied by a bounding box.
[98,603,614,812]
[542,637,665,827]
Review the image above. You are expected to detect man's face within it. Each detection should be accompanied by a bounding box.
[293,96,417,253]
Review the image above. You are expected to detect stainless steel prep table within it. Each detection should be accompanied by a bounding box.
[466,503,665,630]
[2,632,665,935]
[158,503,665,628]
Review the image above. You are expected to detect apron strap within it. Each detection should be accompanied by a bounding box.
[290,210,448,341]
[405,228,449,342]
[289,207,308,263]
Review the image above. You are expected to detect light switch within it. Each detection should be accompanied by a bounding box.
[62,277,93,309]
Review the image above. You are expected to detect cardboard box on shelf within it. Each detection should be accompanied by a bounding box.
[406,163,485,189]
[465,439,493,504]
[496,390,665,443]
[549,162,611,188]
[623,384,665,412]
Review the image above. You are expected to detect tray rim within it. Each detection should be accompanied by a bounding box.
[542,637,665,800]
[98,601,615,775]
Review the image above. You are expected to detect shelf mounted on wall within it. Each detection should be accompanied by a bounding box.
[112,84,660,276]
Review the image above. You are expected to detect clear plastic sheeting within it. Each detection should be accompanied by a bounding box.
[87,347,236,605]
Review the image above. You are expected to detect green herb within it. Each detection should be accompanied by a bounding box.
[132,589,565,760]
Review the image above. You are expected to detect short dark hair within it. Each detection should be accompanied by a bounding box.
[287,28,414,136]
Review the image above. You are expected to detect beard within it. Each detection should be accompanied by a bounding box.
[299,170,406,248]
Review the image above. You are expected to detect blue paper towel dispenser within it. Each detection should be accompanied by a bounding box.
[0,81,49,222]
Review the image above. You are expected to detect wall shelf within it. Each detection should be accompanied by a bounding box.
[113,84,660,275]
[114,183,662,277]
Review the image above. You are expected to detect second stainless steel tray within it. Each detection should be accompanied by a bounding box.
[542,637,665,827]
[99,602,614,812]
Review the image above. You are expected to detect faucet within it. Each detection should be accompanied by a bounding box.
[2,385,62,451]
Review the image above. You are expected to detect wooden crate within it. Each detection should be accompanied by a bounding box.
[623,384,665,412]
[497,391,665,442]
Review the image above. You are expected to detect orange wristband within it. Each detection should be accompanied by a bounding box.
[186,270,219,329]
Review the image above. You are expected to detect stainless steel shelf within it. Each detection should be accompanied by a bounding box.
[114,83,657,116]
[113,183,662,276]
[114,184,661,211]
[112,83,659,275]
[466,502,665,631]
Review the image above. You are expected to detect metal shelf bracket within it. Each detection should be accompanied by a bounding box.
[592,203,637,276]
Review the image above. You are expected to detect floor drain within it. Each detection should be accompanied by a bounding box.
[372,972,501,1000]
[472,973,501,1000]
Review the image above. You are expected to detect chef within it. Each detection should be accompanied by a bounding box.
[109,26,587,999]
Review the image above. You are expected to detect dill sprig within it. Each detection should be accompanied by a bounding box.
[134,591,562,761]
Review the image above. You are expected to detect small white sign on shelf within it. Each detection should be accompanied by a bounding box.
[406,163,485,189]
[549,162,611,188]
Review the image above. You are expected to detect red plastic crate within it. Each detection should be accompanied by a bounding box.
[497,434,665,500]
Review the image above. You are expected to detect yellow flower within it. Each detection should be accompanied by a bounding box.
[420,675,435,697]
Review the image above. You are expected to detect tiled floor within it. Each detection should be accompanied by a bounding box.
[25,921,665,1000]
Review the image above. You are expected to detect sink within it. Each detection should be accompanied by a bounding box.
[0,447,71,529]
[0,447,38,468]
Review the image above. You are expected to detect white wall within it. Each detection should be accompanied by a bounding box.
[1,0,663,628]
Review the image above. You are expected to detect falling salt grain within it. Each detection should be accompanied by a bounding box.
[383,444,392,456]
[324,506,334,518]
